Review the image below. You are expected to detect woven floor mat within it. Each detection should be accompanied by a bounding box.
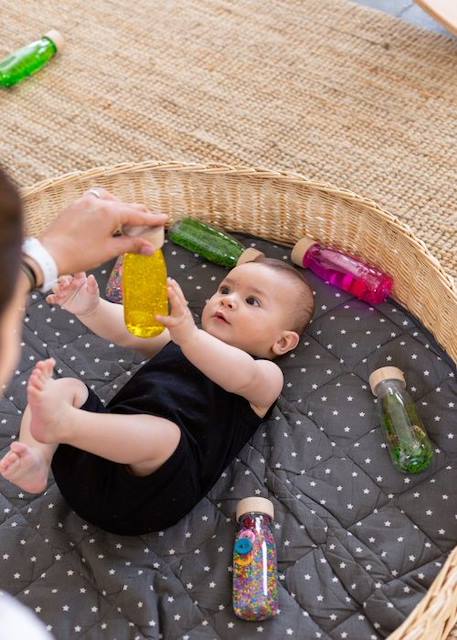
[1,0,455,279]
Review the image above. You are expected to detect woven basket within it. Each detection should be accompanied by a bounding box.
[21,161,457,640]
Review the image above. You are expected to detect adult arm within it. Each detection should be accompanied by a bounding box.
[22,188,168,290]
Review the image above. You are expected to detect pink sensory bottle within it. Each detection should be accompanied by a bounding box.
[291,236,393,304]
[232,497,279,621]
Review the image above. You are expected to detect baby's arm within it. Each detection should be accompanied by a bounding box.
[46,273,170,357]
[157,279,283,411]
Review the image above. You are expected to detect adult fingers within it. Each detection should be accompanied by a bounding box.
[85,186,119,202]
[108,235,158,256]
[110,201,168,229]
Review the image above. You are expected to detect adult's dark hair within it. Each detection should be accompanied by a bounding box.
[0,166,23,317]
[253,255,315,334]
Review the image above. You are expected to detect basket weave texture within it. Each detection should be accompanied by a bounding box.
[22,161,457,640]
[1,0,456,279]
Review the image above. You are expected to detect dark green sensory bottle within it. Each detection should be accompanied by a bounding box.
[168,217,263,267]
[369,366,434,474]
[0,30,64,87]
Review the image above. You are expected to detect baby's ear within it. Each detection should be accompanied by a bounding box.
[272,330,299,356]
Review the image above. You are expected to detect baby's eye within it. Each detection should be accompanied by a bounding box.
[219,285,230,294]
[246,296,260,307]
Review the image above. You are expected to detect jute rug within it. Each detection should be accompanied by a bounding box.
[0,0,456,277]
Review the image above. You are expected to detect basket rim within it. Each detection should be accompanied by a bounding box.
[22,159,456,299]
[20,160,457,637]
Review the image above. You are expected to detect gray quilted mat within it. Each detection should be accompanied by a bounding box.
[0,233,456,640]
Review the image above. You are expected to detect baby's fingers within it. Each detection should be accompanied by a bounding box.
[168,278,188,306]
[167,284,186,316]
[86,274,100,294]
[51,275,73,294]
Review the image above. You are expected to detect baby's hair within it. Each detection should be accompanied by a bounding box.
[252,255,314,335]
[0,166,22,319]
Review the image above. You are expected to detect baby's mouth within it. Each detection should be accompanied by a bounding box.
[214,311,230,324]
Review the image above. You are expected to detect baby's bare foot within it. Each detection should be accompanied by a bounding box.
[0,442,49,493]
[28,358,71,444]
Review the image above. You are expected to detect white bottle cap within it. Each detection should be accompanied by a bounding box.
[44,30,64,52]
[236,497,274,520]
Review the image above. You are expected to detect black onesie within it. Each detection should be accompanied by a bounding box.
[51,342,273,535]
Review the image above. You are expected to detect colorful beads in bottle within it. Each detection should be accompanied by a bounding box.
[106,256,124,303]
[232,497,279,621]
[369,366,434,474]
[122,225,168,338]
[169,217,264,267]
[291,236,393,304]
[0,31,64,87]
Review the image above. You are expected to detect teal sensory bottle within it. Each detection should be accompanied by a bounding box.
[0,30,64,87]
[369,366,434,474]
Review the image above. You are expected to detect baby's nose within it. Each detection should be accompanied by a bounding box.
[221,295,236,309]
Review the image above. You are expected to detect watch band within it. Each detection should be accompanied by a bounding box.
[22,237,59,293]
[20,261,38,291]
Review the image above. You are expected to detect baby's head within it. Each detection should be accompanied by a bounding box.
[201,256,314,359]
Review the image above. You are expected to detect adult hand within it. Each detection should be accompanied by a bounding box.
[39,187,168,275]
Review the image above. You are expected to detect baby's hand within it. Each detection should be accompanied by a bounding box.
[46,272,100,317]
[156,278,197,346]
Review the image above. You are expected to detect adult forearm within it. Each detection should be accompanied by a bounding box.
[179,328,257,393]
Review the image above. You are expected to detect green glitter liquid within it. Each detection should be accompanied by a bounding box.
[123,249,168,338]
[168,218,245,267]
[0,36,58,87]
[379,388,434,474]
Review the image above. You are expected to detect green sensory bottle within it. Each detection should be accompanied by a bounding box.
[168,217,263,267]
[0,30,64,87]
[369,367,434,474]
[123,224,168,338]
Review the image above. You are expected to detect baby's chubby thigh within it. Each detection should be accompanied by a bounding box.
[127,414,181,477]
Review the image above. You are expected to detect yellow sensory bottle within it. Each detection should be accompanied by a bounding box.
[122,224,168,338]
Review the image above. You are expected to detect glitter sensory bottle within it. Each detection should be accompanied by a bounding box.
[168,217,264,267]
[232,497,279,621]
[291,236,393,304]
[123,224,168,338]
[369,367,434,474]
[0,31,64,87]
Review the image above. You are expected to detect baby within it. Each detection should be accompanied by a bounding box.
[0,256,314,535]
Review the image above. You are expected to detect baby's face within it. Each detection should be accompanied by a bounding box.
[201,262,297,357]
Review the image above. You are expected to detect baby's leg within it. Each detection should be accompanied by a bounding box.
[29,358,180,477]
[0,359,88,493]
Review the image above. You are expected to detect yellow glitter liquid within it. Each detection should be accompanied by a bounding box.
[123,249,168,338]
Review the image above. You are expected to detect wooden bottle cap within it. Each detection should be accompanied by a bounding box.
[45,30,64,52]
[291,236,318,267]
[236,497,274,520]
[122,221,164,251]
[369,366,405,396]
[236,248,264,265]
